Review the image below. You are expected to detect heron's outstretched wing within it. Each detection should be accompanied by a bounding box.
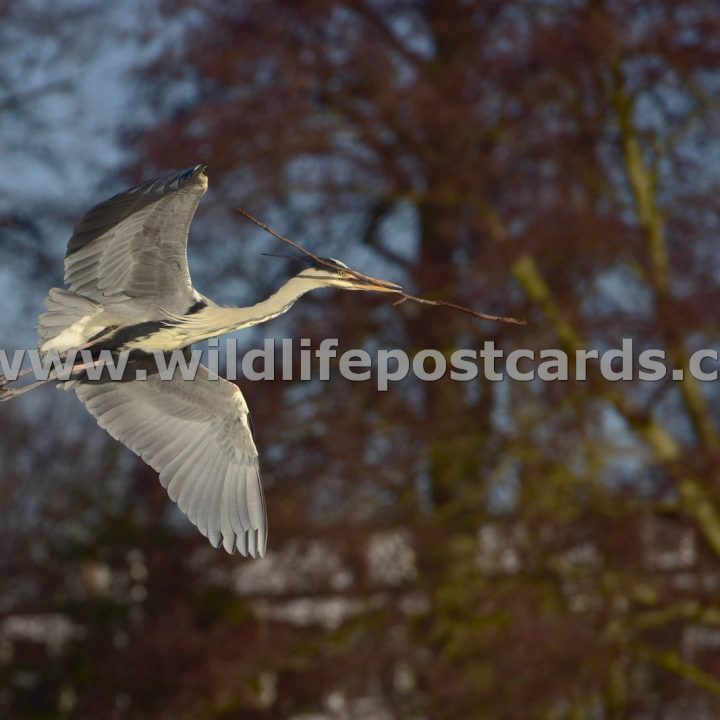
[72,361,267,557]
[64,164,208,309]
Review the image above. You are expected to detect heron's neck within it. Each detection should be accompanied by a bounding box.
[189,276,321,340]
[236,275,320,328]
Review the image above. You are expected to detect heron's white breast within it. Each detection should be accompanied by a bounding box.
[124,326,193,353]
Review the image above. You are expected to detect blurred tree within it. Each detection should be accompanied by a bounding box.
[3,0,720,719]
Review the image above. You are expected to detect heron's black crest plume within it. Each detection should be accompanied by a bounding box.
[261,251,312,265]
[261,251,315,277]
[261,252,305,261]
[261,252,351,277]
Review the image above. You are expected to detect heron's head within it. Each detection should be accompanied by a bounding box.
[296,257,402,294]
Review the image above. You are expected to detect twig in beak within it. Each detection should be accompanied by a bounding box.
[236,207,526,327]
[395,293,526,325]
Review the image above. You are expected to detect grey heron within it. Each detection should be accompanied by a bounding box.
[1,164,402,557]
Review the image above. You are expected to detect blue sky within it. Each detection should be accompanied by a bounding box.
[0,1,160,345]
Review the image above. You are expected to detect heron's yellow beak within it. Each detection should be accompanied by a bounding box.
[345,271,403,293]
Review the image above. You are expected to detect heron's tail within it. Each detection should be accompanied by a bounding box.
[37,288,102,349]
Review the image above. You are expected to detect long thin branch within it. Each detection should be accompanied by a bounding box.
[390,294,526,326]
[235,207,526,326]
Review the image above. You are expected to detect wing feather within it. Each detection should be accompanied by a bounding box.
[207,470,226,549]
[64,165,208,312]
[246,466,265,530]
[167,440,213,505]
[221,472,237,553]
[231,467,250,536]
[72,361,267,557]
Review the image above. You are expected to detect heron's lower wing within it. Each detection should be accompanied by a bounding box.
[64,165,207,310]
[72,362,266,557]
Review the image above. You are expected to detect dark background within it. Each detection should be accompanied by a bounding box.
[2,1,720,718]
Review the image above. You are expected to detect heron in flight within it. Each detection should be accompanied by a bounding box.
[1,164,401,557]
